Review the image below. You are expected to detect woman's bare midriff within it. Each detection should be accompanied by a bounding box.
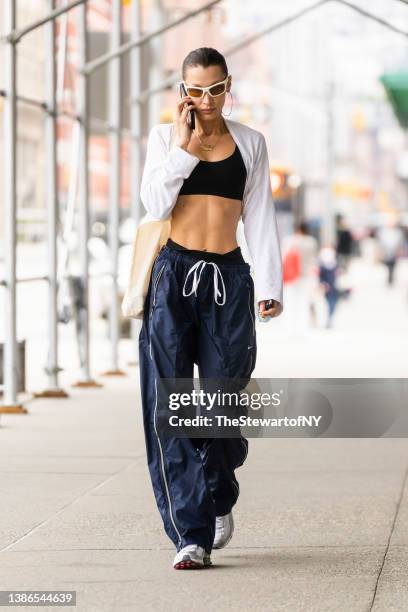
[169,131,243,254]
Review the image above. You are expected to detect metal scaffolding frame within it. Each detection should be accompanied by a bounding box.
[0,0,86,44]
[43,0,63,396]
[104,0,123,377]
[2,1,20,411]
[0,0,225,412]
[1,0,407,412]
[81,0,222,75]
[132,0,408,103]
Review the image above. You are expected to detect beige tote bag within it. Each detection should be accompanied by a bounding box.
[121,213,171,319]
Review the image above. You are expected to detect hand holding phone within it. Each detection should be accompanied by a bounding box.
[257,299,277,323]
[174,87,195,150]
[179,83,195,130]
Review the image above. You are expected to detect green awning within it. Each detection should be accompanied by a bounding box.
[380,72,408,129]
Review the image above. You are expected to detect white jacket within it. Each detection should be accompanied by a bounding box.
[140,117,283,313]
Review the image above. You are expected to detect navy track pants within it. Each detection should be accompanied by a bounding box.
[138,243,257,554]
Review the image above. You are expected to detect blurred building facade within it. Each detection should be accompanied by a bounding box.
[1,0,408,253]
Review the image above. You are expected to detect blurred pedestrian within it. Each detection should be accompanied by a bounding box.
[282,221,319,336]
[377,216,405,286]
[360,227,382,266]
[319,245,341,329]
[336,215,354,271]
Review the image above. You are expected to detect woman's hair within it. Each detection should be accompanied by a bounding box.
[182,47,228,80]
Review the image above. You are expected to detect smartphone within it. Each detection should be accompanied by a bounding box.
[179,82,195,130]
[257,299,275,323]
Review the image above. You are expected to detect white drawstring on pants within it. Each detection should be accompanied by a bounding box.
[182,260,226,306]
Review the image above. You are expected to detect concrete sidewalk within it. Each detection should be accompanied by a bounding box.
[1,369,408,612]
[1,257,408,611]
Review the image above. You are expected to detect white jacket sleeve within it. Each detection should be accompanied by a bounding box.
[242,133,283,314]
[140,124,201,220]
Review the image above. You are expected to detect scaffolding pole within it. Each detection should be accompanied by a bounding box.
[0,0,25,413]
[130,0,142,224]
[129,0,143,362]
[102,0,125,377]
[35,0,68,398]
[73,1,100,389]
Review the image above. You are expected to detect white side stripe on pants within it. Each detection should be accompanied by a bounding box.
[153,377,182,546]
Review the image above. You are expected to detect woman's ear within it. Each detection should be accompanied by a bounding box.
[227,75,232,92]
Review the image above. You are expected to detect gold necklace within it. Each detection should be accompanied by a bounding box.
[194,121,226,151]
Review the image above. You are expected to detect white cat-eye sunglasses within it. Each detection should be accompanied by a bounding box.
[180,75,230,99]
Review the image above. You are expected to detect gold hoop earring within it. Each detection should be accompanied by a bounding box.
[221,91,233,117]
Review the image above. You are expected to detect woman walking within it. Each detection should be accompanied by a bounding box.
[138,47,283,569]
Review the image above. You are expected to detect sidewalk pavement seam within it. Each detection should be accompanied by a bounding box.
[369,463,408,611]
[0,471,135,475]
[0,545,387,554]
[0,459,139,554]
[0,455,143,459]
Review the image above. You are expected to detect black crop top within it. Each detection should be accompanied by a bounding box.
[178,144,247,201]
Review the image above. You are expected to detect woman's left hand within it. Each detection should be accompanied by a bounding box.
[258,299,282,321]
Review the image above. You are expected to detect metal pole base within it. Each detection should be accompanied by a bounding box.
[71,379,104,388]
[99,369,127,376]
[0,404,28,413]
[32,389,69,398]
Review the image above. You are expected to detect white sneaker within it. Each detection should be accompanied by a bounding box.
[213,512,234,549]
[173,544,212,570]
